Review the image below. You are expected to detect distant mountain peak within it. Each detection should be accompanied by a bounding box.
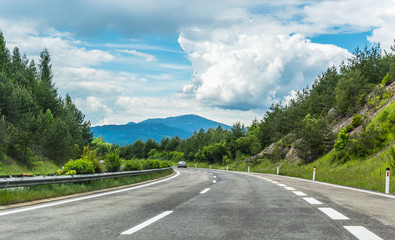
[91,114,231,145]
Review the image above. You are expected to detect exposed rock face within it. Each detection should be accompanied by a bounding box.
[285,143,301,163]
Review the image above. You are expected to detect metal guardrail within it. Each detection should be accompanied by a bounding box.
[0,168,172,189]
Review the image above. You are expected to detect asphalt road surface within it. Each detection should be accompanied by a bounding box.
[0,168,394,239]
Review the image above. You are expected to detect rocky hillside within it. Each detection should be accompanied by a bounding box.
[247,80,395,164]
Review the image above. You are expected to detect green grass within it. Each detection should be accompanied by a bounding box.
[190,146,395,194]
[0,169,174,205]
[270,148,393,193]
[0,159,60,176]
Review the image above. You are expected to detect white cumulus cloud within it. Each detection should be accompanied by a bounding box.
[179,29,351,110]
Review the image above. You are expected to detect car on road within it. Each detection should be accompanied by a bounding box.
[177,161,187,168]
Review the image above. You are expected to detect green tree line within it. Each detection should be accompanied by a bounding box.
[0,32,93,165]
[2,29,394,169]
[110,42,395,165]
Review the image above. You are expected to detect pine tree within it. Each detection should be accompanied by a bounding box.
[0,32,10,73]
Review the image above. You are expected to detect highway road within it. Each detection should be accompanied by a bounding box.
[0,168,394,239]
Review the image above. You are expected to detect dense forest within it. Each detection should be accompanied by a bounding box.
[0,32,92,165]
[1,30,394,173]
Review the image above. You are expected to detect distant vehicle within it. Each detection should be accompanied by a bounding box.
[177,161,187,168]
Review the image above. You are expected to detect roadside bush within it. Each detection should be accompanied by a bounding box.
[104,150,122,172]
[141,159,152,169]
[140,159,171,169]
[64,159,95,174]
[150,159,160,169]
[159,161,172,168]
[80,146,104,173]
[334,129,350,151]
[123,160,142,171]
[65,170,77,176]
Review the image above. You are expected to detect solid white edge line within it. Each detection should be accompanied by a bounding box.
[318,207,349,220]
[259,173,395,199]
[212,170,395,199]
[200,188,211,194]
[121,211,173,235]
[344,226,383,240]
[303,197,323,205]
[0,170,180,217]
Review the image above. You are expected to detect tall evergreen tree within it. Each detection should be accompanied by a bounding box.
[0,32,10,73]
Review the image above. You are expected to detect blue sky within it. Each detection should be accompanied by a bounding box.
[0,0,394,126]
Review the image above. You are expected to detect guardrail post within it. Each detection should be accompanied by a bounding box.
[313,166,316,181]
[386,168,390,194]
[277,165,279,175]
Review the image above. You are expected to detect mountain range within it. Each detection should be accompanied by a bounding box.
[91,114,232,145]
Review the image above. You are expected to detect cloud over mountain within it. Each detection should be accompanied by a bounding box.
[179,30,350,110]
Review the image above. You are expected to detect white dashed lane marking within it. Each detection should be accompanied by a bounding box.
[292,191,307,196]
[255,176,382,239]
[318,208,349,220]
[344,226,383,240]
[121,211,173,235]
[200,188,211,194]
[303,197,323,205]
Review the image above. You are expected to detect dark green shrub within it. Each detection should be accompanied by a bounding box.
[140,160,151,169]
[123,160,142,171]
[334,129,350,151]
[81,146,104,173]
[351,114,363,128]
[64,159,95,174]
[295,115,335,163]
[332,148,354,164]
[104,150,122,172]
[151,160,160,168]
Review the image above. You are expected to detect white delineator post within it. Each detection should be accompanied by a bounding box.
[385,168,390,194]
[248,165,250,173]
[277,166,279,175]
[226,165,228,171]
[209,164,211,169]
[195,163,197,168]
[313,166,316,181]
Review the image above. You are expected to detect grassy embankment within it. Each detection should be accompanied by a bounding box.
[0,160,60,176]
[192,149,394,193]
[0,169,173,205]
[192,102,395,194]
